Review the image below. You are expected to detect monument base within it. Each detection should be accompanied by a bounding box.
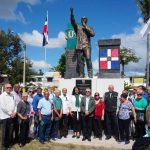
[58,78,124,97]
[64,50,79,79]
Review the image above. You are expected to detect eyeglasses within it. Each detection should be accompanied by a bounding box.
[29,91,33,93]
[6,87,12,89]
[137,94,142,96]
[95,95,99,96]
[85,91,90,93]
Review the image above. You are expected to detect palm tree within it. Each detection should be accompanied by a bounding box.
[136,0,150,22]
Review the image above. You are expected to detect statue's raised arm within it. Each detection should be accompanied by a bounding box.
[70,8,77,32]
[70,8,74,16]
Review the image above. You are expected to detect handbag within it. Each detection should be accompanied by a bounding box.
[136,113,145,122]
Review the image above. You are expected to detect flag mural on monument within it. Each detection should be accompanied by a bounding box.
[99,48,119,70]
[42,13,48,46]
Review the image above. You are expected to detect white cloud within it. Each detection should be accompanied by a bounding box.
[20,30,66,48]
[0,0,40,23]
[92,59,99,71]
[112,23,147,76]
[31,60,51,69]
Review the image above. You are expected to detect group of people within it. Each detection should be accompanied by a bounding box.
[0,83,150,150]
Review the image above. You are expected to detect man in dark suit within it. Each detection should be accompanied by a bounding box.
[81,88,95,141]
[104,84,119,141]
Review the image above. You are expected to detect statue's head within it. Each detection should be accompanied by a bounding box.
[81,16,88,24]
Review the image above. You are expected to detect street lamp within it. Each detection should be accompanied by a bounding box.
[11,31,26,92]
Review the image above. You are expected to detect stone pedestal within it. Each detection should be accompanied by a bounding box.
[64,50,79,79]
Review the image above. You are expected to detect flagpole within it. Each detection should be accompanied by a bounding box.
[44,46,47,73]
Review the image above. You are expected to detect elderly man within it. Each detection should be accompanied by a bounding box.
[104,84,119,141]
[81,88,95,141]
[0,83,17,149]
[12,84,21,143]
[38,91,53,144]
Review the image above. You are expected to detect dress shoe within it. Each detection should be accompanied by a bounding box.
[105,136,111,140]
[51,138,56,141]
[88,138,91,141]
[40,141,44,144]
[99,137,102,140]
[77,135,80,139]
[72,135,76,138]
[82,137,86,141]
[125,141,130,144]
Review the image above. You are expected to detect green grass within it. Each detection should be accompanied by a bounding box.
[10,141,131,150]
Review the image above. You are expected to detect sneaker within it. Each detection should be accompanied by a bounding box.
[33,139,38,141]
[125,141,130,144]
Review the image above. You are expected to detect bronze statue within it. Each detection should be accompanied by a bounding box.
[70,8,95,78]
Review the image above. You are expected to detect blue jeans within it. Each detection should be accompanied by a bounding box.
[33,113,39,139]
[39,115,51,142]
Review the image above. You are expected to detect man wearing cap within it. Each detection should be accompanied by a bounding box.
[70,8,95,78]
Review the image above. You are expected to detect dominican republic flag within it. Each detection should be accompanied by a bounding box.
[42,13,48,46]
[99,48,119,70]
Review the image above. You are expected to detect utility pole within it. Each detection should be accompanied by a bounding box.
[23,44,26,93]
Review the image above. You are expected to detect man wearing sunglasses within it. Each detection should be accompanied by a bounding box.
[80,88,95,141]
[0,83,17,149]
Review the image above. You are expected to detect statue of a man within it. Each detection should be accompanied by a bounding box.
[70,8,95,78]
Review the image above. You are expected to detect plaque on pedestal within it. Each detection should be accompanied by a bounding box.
[76,79,91,95]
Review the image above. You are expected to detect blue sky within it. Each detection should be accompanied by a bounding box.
[0,0,147,76]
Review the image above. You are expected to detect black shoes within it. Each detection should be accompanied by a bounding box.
[125,141,130,144]
[88,138,91,141]
[72,135,76,138]
[105,136,111,140]
[77,136,80,139]
[82,137,86,141]
[40,141,44,144]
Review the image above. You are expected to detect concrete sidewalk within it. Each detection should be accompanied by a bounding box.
[53,134,133,149]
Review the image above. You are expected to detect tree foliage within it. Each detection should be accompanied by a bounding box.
[0,29,35,85]
[55,53,66,77]
[120,47,140,65]
[120,47,140,76]
[136,0,150,23]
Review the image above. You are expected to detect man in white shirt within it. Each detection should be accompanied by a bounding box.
[60,88,70,138]
[0,83,17,149]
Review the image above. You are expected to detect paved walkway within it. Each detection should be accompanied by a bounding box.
[53,134,133,149]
